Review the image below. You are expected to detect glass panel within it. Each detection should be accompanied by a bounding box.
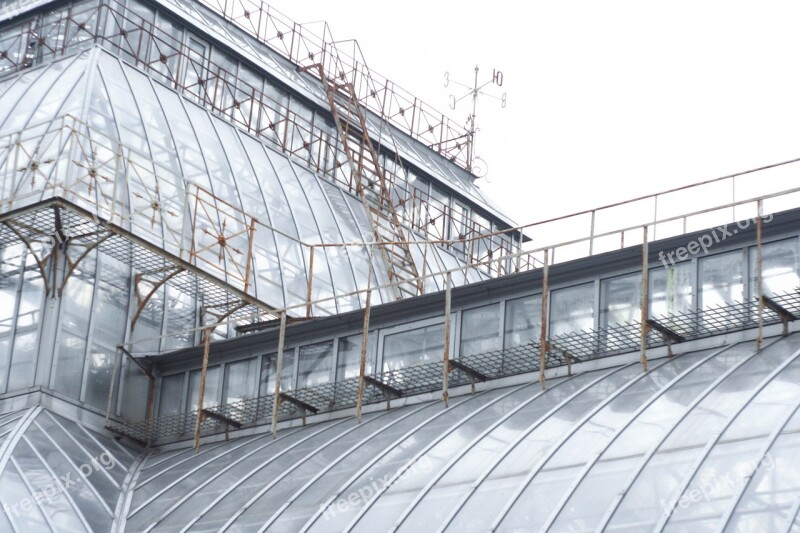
[504,295,541,349]
[298,341,334,388]
[336,333,376,380]
[650,260,694,318]
[53,249,96,398]
[750,238,799,297]
[383,323,444,371]
[90,255,129,348]
[460,304,500,356]
[607,337,800,530]
[599,273,640,327]
[159,373,184,417]
[259,351,295,395]
[83,345,115,410]
[0,245,24,393]
[188,366,221,410]
[223,358,259,403]
[700,250,744,308]
[550,282,594,337]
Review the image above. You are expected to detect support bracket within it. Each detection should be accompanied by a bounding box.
[364,376,403,399]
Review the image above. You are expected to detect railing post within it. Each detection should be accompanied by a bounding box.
[194,326,212,451]
[271,311,287,438]
[144,368,156,448]
[442,272,452,407]
[539,249,550,389]
[355,282,372,423]
[243,218,256,294]
[105,347,122,428]
[640,226,649,372]
[306,245,315,318]
[756,201,764,350]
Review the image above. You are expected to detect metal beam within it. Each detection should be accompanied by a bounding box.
[201,408,243,429]
[645,318,686,343]
[278,392,319,415]
[364,375,402,398]
[448,359,488,382]
[763,295,796,337]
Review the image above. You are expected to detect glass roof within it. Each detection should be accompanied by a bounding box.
[0,407,139,531]
[0,48,485,316]
[0,333,783,531]
[151,0,512,221]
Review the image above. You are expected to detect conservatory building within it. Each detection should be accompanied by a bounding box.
[0,0,799,531]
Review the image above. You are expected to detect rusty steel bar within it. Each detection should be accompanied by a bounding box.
[271,311,287,438]
[539,249,550,389]
[442,272,452,407]
[305,246,315,318]
[640,226,650,372]
[104,348,123,428]
[194,327,212,451]
[355,283,372,423]
[756,200,764,350]
[145,372,156,448]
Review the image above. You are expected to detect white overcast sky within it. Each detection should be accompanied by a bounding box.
[270,0,800,226]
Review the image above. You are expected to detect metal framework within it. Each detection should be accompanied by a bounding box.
[197,0,475,169]
[0,0,519,271]
[105,289,800,446]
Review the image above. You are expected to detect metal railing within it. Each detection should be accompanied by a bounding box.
[106,290,800,446]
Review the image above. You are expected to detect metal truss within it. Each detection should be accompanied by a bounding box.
[105,290,800,446]
[0,0,515,270]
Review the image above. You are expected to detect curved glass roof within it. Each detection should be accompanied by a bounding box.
[0,407,139,531]
[0,48,484,316]
[151,0,512,221]
[73,333,799,531]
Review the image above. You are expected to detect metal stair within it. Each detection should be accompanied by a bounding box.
[300,46,423,300]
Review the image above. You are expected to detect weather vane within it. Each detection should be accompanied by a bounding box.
[444,65,506,177]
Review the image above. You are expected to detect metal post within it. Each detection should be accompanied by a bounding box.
[145,371,156,447]
[640,226,649,372]
[442,272,452,407]
[355,283,372,422]
[306,246,315,318]
[271,311,287,438]
[756,202,764,350]
[194,327,212,451]
[539,249,549,389]
[243,218,256,294]
[104,348,122,428]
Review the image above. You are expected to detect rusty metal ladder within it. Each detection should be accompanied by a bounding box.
[300,55,422,300]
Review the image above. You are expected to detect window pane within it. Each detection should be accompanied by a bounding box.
[650,261,694,318]
[336,333,376,380]
[700,251,744,308]
[159,374,184,416]
[550,283,595,337]
[223,358,259,404]
[460,304,500,357]
[750,238,799,297]
[504,295,541,348]
[383,323,444,371]
[259,351,295,395]
[297,341,334,388]
[83,346,115,410]
[188,366,220,411]
[599,274,640,328]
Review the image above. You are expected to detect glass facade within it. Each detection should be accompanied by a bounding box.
[84,334,800,532]
[0,1,798,530]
